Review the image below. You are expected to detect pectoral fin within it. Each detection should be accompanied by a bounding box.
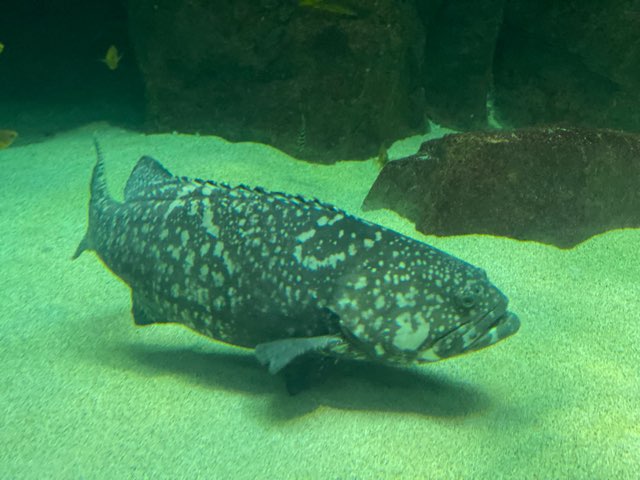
[254,335,343,374]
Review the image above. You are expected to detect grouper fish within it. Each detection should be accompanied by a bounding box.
[74,141,520,380]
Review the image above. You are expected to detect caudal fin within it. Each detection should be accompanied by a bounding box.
[88,138,110,207]
[72,138,112,260]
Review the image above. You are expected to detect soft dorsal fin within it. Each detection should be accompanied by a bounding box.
[124,156,175,201]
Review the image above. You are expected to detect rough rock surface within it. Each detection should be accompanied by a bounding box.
[120,0,640,160]
[363,128,640,248]
[419,0,505,130]
[493,0,640,131]
[123,0,426,162]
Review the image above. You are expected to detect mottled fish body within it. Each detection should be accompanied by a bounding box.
[75,142,520,375]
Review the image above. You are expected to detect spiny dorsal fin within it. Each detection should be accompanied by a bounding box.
[124,156,175,201]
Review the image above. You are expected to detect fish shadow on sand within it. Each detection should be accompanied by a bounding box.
[108,341,494,421]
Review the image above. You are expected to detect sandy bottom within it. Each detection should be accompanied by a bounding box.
[1,124,638,479]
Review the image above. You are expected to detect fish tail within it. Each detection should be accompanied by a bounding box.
[89,138,110,203]
[72,138,113,260]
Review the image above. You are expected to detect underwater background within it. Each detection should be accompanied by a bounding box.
[1,1,639,479]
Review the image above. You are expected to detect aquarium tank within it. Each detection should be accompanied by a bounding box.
[0,1,638,478]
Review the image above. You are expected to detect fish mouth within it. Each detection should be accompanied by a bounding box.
[424,303,520,360]
[463,305,520,353]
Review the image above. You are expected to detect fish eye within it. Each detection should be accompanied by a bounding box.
[459,293,476,308]
[457,284,482,309]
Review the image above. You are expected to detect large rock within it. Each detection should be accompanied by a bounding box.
[493,0,640,131]
[123,0,426,162]
[418,0,505,130]
[363,127,640,248]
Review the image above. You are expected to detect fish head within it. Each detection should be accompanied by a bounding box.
[331,255,520,364]
[409,265,521,362]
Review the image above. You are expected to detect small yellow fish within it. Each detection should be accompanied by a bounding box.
[299,0,357,17]
[0,42,4,54]
[101,45,122,70]
[0,130,18,149]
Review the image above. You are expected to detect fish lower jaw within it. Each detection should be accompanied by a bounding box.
[415,310,521,361]
[466,311,520,352]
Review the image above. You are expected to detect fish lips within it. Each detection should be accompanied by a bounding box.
[464,308,520,353]
[430,305,521,359]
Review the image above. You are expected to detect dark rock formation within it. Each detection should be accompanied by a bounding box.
[123,0,427,162]
[4,1,640,155]
[414,0,640,133]
[418,0,505,130]
[120,0,640,160]
[493,0,640,131]
[363,127,640,248]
